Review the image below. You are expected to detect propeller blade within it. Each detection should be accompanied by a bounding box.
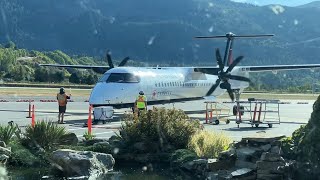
[106,51,114,69]
[226,87,235,102]
[216,49,224,71]
[118,57,130,67]
[226,56,244,73]
[194,34,274,39]
[226,75,251,82]
[206,79,221,96]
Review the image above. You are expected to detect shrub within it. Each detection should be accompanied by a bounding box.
[0,124,17,145]
[170,149,198,167]
[188,130,231,158]
[83,131,96,141]
[120,108,200,152]
[22,121,67,150]
[8,140,43,167]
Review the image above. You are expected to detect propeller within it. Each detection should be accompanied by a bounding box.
[205,48,250,101]
[106,50,130,68]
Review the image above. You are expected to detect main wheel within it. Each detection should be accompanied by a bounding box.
[226,119,230,124]
[233,105,237,115]
[215,120,220,125]
[268,124,273,128]
[233,105,244,115]
[255,124,259,128]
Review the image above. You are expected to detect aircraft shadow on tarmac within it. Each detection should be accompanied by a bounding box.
[223,127,270,132]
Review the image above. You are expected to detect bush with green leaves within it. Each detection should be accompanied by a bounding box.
[120,108,201,152]
[188,130,231,158]
[83,131,96,141]
[22,121,67,150]
[8,140,43,167]
[0,124,17,145]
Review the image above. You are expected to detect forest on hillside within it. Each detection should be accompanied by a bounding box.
[0,42,319,93]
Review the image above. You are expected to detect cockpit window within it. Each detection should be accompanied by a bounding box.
[98,73,110,82]
[105,73,140,83]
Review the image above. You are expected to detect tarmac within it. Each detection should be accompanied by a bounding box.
[0,96,315,141]
[0,97,314,141]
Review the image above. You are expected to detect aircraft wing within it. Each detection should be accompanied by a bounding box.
[39,64,110,74]
[195,64,320,74]
[239,64,320,72]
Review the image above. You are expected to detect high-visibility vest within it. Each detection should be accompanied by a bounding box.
[57,93,68,106]
[136,95,146,109]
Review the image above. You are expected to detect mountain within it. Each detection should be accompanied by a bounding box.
[233,0,317,7]
[297,1,320,8]
[1,0,320,66]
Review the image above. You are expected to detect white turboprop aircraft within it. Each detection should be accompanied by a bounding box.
[40,33,320,116]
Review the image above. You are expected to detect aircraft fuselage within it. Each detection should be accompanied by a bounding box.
[89,67,249,108]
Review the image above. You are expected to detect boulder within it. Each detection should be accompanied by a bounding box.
[235,160,257,169]
[51,149,115,177]
[208,159,235,171]
[256,161,285,172]
[242,134,286,144]
[236,147,262,162]
[231,168,255,179]
[257,173,283,180]
[85,139,107,146]
[260,144,271,152]
[59,133,78,145]
[260,152,284,162]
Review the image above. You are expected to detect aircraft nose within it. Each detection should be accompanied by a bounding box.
[89,83,108,105]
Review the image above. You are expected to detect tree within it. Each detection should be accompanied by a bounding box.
[84,74,96,85]
[4,41,16,49]
[69,73,80,84]
[53,71,65,83]
[34,68,49,82]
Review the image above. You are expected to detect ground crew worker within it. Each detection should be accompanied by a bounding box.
[57,87,71,124]
[135,91,147,116]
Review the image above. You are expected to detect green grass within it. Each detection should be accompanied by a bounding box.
[221,92,318,100]
[0,86,318,100]
[0,87,91,97]
[188,130,231,158]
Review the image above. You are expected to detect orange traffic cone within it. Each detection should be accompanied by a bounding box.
[87,105,92,135]
[31,104,35,127]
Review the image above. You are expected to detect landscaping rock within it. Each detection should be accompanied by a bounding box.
[270,146,281,154]
[85,139,107,146]
[242,134,286,143]
[235,160,257,169]
[207,158,235,171]
[260,152,284,162]
[59,133,78,145]
[236,147,261,162]
[231,168,255,179]
[51,149,115,177]
[260,144,271,152]
[257,173,283,180]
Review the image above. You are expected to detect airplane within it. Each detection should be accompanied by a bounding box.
[40,32,320,117]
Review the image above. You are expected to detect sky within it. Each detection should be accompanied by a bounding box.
[231,0,318,7]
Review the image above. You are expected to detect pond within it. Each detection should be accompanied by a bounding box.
[8,163,179,180]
